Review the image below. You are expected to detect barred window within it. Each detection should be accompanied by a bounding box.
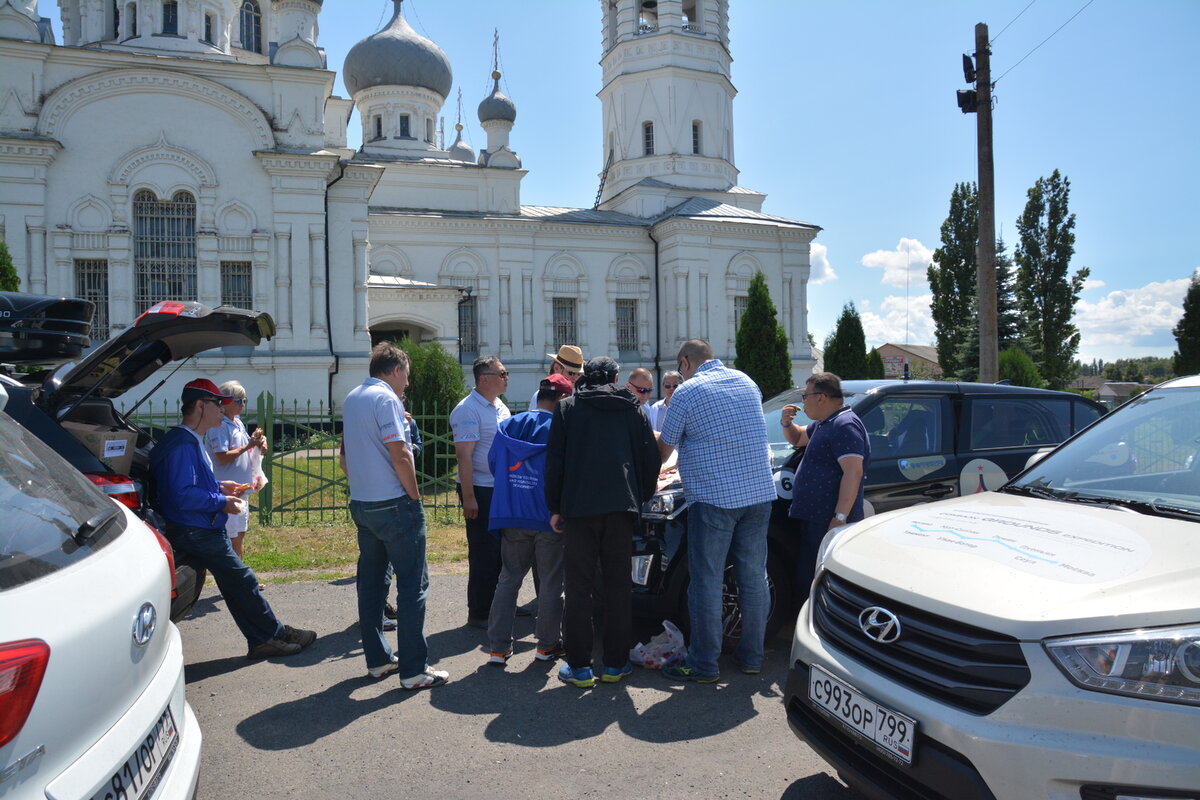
[162,1,178,34]
[734,295,749,333]
[74,260,110,342]
[399,115,411,138]
[643,121,654,156]
[552,297,577,348]
[692,121,702,154]
[239,0,262,53]
[616,298,638,353]
[220,261,253,310]
[203,12,213,44]
[458,295,479,364]
[133,190,197,315]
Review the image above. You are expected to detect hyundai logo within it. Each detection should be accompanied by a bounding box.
[132,603,157,647]
[858,606,902,644]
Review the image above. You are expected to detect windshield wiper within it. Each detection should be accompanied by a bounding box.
[75,505,120,545]
[1003,483,1068,501]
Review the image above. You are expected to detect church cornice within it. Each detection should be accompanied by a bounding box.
[367,211,651,239]
[254,150,342,177]
[0,136,62,162]
[652,217,819,242]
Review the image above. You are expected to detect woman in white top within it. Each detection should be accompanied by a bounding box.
[648,370,682,431]
[205,380,267,558]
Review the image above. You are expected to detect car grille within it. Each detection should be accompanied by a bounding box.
[813,572,1031,714]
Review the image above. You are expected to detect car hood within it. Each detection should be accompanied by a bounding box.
[823,492,1199,639]
[50,301,275,400]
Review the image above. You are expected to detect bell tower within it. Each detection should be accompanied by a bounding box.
[597,0,745,217]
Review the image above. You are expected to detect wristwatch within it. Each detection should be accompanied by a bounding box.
[834,512,848,523]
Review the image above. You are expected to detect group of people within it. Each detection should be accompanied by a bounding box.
[149,336,870,693]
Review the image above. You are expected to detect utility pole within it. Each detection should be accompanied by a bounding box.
[974,22,998,382]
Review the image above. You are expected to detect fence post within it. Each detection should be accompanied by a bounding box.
[257,390,274,525]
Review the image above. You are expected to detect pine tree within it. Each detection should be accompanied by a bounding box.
[865,348,885,379]
[1172,272,1200,377]
[927,182,978,378]
[954,239,1021,383]
[0,239,18,292]
[823,303,868,379]
[998,346,1043,388]
[1015,170,1089,390]
[734,271,792,396]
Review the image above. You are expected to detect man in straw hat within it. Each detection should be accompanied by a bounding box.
[529,345,584,409]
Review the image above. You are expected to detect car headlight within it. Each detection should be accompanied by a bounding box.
[1045,623,1200,706]
[643,489,687,520]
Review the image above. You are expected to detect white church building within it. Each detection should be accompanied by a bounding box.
[0,0,818,407]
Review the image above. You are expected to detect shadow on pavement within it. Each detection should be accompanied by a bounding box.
[185,621,363,682]
[780,773,861,799]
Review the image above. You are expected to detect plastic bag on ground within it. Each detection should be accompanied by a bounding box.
[630,620,686,669]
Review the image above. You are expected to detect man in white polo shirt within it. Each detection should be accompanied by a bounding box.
[450,355,512,628]
[341,342,448,690]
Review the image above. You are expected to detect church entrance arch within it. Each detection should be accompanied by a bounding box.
[370,320,435,347]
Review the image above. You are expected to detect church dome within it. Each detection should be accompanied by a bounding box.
[343,1,453,99]
[447,124,476,163]
[477,72,517,123]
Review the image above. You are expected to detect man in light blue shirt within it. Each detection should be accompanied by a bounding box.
[659,339,776,682]
[341,342,448,690]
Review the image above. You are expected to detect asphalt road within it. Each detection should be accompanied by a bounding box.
[178,575,861,799]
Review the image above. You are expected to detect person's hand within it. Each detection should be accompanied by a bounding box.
[404,411,414,423]
[550,513,565,533]
[224,496,246,515]
[462,494,479,520]
[781,404,798,427]
[220,480,240,496]
[827,517,846,532]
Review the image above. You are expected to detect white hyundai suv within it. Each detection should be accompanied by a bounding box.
[0,386,201,800]
[785,376,1200,800]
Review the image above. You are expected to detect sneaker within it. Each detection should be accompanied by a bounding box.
[246,637,301,659]
[601,661,634,683]
[661,665,720,684]
[735,661,762,675]
[280,625,317,649]
[534,642,566,662]
[382,618,398,632]
[384,602,398,620]
[368,655,399,679]
[400,666,449,690]
[487,650,512,665]
[557,663,595,688]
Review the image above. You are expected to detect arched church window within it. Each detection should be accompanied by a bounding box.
[458,294,478,364]
[399,115,411,138]
[240,0,262,53]
[692,121,702,154]
[425,117,434,144]
[202,12,214,44]
[373,115,383,141]
[162,1,178,34]
[643,121,654,156]
[552,298,578,349]
[133,190,197,314]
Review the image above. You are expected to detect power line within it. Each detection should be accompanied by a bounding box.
[994,0,1095,84]
[990,0,1038,45]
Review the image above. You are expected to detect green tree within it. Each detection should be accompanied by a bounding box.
[954,239,1021,382]
[823,302,868,379]
[1173,272,1200,376]
[865,348,885,379]
[927,182,978,378]
[734,271,792,396]
[998,346,1043,388]
[0,239,18,292]
[398,338,466,479]
[1015,169,1089,390]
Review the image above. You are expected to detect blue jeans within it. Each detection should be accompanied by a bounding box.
[165,524,283,649]
[685,501,771,676]
[350,496,429,679]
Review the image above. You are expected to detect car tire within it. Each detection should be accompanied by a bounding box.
[675,549,793,654]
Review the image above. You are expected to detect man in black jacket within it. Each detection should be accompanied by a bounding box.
[545,356,661,688]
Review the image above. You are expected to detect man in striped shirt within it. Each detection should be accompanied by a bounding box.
[658,339,776,682]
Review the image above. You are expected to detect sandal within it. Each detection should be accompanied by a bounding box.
[400,666,449,690]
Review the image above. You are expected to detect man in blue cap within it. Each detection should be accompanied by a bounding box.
[151,378,316,659]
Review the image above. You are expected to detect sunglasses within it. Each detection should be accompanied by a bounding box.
[482,371,509,379]
[664,383,681,390]
[800,391,825,401]
[631,385,652,395]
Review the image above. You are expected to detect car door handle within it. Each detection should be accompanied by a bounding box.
[923,485,956,499]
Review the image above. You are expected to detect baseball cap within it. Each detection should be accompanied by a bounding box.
[540,373,575,396]
[182,378,233,404]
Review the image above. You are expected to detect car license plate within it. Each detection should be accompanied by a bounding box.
[89,707,179,800]
[808,664,917,765]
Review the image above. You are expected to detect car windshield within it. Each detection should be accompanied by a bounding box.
[761,387,869,468]
[0,411,126,590]
[1008,384,1200,519]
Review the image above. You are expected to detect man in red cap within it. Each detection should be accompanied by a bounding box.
[483,373,574,666]
[150,378,317,659]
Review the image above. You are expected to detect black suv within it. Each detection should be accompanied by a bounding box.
[1,292,276,620]
[633,379,1107,648]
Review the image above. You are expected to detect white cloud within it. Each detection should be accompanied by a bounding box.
[859,294,936,348]
[809,242,836,284]
[1075,277,1191,347]
[861,238,935,289]
[1083,278,1107,290]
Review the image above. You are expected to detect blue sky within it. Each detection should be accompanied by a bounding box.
[40,0,1199,365]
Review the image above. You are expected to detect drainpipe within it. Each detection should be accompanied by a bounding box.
[648,224,662,388]
[325,160,347,410]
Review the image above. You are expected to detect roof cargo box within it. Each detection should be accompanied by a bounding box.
[0,292,93,365]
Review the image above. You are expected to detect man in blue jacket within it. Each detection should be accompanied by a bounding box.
[151,378,316,659]
[485,373,574,666]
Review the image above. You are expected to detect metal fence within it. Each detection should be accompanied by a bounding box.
[130,391,468,526]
